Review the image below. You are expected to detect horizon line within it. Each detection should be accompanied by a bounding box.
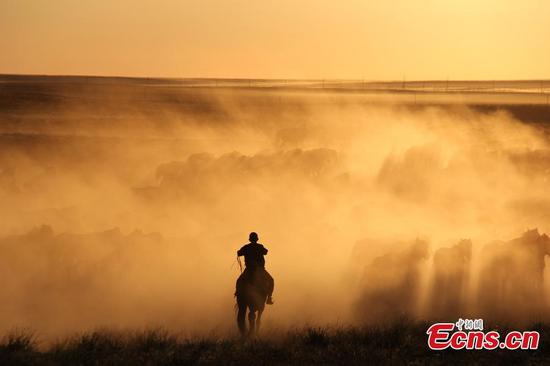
[1,72,550,83]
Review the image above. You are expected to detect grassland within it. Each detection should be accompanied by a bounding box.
[2,75,550,365]
[2,321,550,365]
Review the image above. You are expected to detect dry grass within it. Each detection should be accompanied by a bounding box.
[1,320,549,365]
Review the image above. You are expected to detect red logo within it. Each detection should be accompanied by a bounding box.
[427,320,539,350]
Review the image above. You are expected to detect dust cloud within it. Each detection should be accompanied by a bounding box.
[1,77,550,337]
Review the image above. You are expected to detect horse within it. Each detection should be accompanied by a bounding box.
[235,267,269,337]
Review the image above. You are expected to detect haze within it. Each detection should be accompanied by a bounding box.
[2,0,550,341]
[2,76,550,338]
[1,0,550,79]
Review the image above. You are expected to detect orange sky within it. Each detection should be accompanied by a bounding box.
[1,0,549,80]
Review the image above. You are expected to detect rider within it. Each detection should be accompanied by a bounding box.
[236,232,275,305]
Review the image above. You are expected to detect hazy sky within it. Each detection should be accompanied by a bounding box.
[1,0,549,79]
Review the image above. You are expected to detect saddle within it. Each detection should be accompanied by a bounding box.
[236,267,270,296]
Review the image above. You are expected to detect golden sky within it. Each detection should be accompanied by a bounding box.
[1,0,549,80]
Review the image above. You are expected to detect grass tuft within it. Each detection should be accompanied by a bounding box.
[1,322,549,365]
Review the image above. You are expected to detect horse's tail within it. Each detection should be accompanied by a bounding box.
[234,285,240,314]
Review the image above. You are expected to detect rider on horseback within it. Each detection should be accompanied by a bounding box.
[236,232,274,305]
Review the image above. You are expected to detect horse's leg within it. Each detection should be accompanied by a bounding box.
[256,310,263,334]
[248,309,256,337]
[237,302,247,337]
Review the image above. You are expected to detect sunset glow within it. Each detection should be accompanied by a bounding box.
[1,0,549,79]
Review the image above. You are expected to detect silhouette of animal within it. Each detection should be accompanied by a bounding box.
[236,267,270,337]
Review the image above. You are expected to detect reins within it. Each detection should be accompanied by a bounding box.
[237,256,243,274]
